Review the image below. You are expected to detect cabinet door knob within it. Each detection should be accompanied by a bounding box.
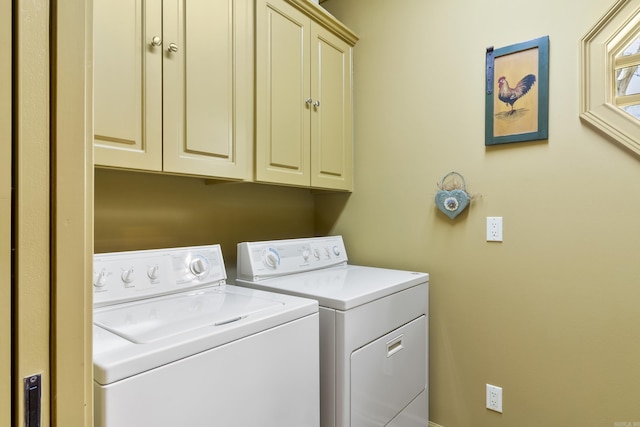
[150,36,162,47]
[167,43,179,53]
[305,98,313,105]
[313,100,320,108]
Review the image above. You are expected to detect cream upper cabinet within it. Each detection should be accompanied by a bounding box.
[255,0,358,191]
[94,0,252,180]
[94,0,162,171]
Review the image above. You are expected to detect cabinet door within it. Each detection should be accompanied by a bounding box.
[311,25,353,191]
[162,0,252,180]
[255,0,311,187]
[94,0,163,170]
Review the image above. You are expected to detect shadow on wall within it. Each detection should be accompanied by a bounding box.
[94,168,316,264]
[313,192,351,236]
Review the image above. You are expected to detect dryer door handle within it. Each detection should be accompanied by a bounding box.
[386,335,404,358]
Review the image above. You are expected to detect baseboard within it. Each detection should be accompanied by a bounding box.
[429,422,444,427]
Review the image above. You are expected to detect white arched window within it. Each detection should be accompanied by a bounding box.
[581,0,640,155]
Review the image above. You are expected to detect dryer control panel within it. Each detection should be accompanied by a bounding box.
[93,245,227,307]
[237,236,348,281]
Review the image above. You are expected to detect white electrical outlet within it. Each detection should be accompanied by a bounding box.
[486,384,503,413]
[486,217,503,242]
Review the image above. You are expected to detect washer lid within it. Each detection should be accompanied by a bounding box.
[94,286,283,343]
[237,265,429,310]
[93,284,318,385]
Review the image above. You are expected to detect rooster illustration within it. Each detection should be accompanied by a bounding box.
[497,74,536,113]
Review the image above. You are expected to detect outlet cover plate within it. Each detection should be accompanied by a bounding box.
[486,384,503,413]
[486,217,503,242]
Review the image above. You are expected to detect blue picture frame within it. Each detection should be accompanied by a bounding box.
[485,36,549,146]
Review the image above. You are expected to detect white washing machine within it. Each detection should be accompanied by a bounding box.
[235,236,429,427]
[93,244,319,427]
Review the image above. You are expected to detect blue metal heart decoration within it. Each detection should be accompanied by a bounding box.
[435,189,470,219]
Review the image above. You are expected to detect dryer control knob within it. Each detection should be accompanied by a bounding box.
[302,249,310,261]
[332,246,341,256]
[263,248,280,269]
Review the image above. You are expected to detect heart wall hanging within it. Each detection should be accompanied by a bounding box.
[435,171,471,219]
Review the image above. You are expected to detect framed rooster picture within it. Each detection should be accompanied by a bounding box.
[485,36,549,146]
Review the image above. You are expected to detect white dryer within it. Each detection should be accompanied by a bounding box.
[236,236,429,427]
[93,244,319,427]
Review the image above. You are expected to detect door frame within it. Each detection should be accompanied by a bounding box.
[14,0,52,424]
[51,0,93,427]
[12,0,93,425]
[0,0,11,425]
[52,0,94,425]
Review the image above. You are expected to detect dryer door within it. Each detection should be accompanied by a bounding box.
[350,315,426,426]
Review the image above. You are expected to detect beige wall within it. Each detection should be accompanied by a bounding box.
[318,0,640,426]
[94,169,317,266]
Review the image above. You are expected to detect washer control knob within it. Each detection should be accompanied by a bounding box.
[189,257,208,278]
[332,246,341,256]
[94,269,107,288]
[263,248,280,269]
[313,248,321,260]
[147,264,160,281]
[121,267,135,285]
[324,247,331,258]
[302,249,310,261]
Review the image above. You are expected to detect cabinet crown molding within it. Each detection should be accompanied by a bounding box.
[285,0,359,45]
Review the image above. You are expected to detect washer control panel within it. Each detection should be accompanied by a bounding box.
[237,236,348,281]
[93,245,226,307]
